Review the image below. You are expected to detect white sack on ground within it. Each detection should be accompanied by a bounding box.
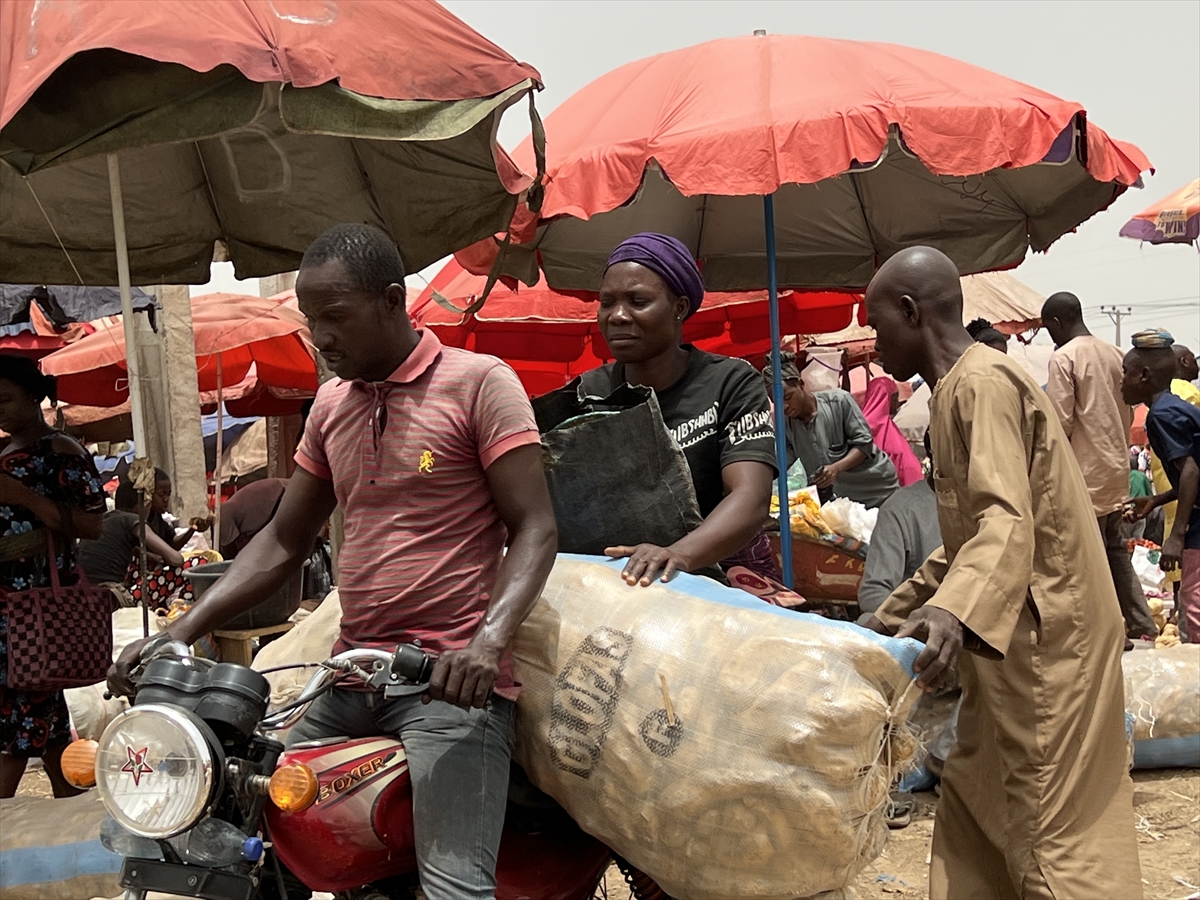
[513,555,922,900]
[252,589,342,709]
[1131,545,1166,594]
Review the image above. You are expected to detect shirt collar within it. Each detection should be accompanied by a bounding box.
[359,328,442,387]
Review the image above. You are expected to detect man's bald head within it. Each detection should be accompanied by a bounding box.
[1173,344,1198,382]
[869,246,964,319]
[865,246,969,381]
[1040,292,1088,348]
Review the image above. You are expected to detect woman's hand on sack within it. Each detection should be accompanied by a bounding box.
[426,643,501,710]
[107,635,155,698]
[605,543,692,586]
[895,606,964,694]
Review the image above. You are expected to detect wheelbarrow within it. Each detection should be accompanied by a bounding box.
[767,531,865,618]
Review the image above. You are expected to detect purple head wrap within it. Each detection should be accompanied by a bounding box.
[604,232,705,318]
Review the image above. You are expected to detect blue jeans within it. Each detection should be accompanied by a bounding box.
[286,689,514,900]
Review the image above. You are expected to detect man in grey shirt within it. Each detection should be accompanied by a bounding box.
[857,475,942,624]
[773,354,899,508]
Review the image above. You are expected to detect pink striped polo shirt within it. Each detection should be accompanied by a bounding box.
[295,329,541,699]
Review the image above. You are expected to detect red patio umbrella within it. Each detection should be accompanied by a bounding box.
[43,291,315,538]
[458,33,1150,586]
[410,258,861,395]
[40,293,315,407]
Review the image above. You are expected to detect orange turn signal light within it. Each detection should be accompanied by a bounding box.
[268,763,318,813]
[61,739,98,789]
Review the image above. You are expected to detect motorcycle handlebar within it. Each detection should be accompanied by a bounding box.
[391,643,433,684]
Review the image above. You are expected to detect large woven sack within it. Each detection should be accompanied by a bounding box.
[252,589,343,710]
[1123,644,1200,768]
[0,791,119,899]
[513,555,922,900]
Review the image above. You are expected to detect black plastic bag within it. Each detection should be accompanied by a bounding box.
[533,380,704,556]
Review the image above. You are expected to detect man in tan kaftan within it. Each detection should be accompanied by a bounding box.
[863,247,1141,900]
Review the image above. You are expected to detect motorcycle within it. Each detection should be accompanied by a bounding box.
[61,638,622,900]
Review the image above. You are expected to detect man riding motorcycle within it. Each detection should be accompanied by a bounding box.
[110,223,559,900]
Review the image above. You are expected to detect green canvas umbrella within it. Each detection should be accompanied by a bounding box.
[0,0,545,462]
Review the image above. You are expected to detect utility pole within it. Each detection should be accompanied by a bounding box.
[1100,305,1132,347]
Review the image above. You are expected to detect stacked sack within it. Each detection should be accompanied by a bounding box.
[513,555,922,900]
[1123,643,1200,768]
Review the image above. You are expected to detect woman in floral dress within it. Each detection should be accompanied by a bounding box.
[0,355,104,798]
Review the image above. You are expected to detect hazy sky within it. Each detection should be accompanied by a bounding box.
[203,0,1199,349]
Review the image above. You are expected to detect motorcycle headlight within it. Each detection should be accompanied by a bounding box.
[95,705,220,839]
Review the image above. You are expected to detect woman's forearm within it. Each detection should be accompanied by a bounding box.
[669,488,767,571]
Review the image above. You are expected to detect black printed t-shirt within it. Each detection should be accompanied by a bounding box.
[580,347,778,517]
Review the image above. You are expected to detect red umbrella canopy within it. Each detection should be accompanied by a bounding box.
[1,0,539,125]
[410,258,859,395]
[41,293,316,407]
[460,33,1150,291]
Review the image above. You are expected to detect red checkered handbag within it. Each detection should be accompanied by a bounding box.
[3,530,113,691]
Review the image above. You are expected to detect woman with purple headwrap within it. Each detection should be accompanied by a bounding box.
[577,232,780,587]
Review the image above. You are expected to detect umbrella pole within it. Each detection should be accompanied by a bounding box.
[213,356,223,553]
[763,193,794,588]
[108,152,153,637]
[107,154,149,455]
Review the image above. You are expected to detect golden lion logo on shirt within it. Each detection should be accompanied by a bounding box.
[418,450,435,473]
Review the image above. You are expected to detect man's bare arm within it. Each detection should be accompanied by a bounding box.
[167,470,336,644]
[108,471,336,695]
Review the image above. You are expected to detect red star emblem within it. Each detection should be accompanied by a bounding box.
[121,746,154,786]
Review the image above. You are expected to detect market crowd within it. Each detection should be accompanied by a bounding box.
[0,224,1195,900]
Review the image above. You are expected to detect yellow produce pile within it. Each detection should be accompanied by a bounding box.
[771,490,831,538]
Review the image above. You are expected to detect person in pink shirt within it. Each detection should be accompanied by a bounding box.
[110,224,558,900]
[860,376,924,487]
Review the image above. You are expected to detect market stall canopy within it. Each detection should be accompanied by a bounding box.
[409,257,859,395]
[458,33,1149,292]
[0,0,544,284]
[0,284,154,359]
[40,292,315,406]
[1119,178,1199,245]
[1,284,154,326]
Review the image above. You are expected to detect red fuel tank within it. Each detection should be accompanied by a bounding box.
[265,735,610,899]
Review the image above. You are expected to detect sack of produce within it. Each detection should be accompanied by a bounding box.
[1123,644,1200,768]
[513,555,922,900]
[252,590,343,710]
[0,791,119,899]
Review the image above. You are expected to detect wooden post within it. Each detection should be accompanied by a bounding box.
[155,286,208,522]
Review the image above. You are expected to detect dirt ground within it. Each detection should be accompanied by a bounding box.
[18,766,1199,900]
[850,770,1200,900]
